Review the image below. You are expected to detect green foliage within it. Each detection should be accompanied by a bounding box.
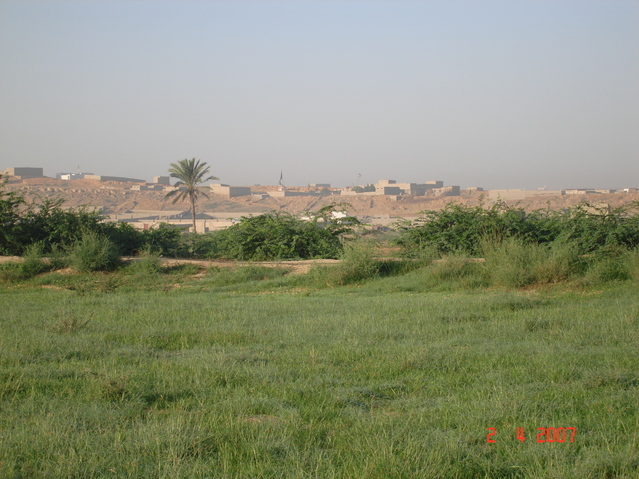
[126,249,163,276]
[0,184,104,256]
[20,242,51,278]
[2,276,638,477]
[206,265,289,286]
[139,223,183,256]
[581,248,632,284]
[0,175,26,254]
[482,237,583,288]
[165,158,218,233]
[211,212,345,260]
[316,241,380,286]
[100,221,144,256]
[0,262,25,283]
[397,201,639,257]
[308,241,419,287]
[174,231,221,258]
[69,232,121,272]
[48,245,69,271]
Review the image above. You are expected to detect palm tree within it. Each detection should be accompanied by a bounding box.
[165,158,218,233]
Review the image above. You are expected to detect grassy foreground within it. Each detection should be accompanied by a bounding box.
[1,264,638,478]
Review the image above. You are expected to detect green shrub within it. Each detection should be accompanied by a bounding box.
[397,201,639,257]
[20,242,51,278]
[69,232,121,272]
[482,237,582,288]
[582,250,631,284]
[126,249,163,276]
[211,212,346,260]
[307,242,381,286]
[627,248,639,283]
[139,223,183,257]
[418,255,487,290]
[0,262,26,283]
[48,245,69,270]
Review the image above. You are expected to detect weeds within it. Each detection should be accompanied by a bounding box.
[69,232,121,272]
[206,265,289,286]
[50,313,93,334]
[481,237,583,288]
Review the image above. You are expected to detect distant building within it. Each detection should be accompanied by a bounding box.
[342,179,450,196]
[310,183,331,188]
[152,176,171,185]
[210,184,252,197]
[59,173,144,183]
[3,167,44,179]
[57,172,93,180]
[131,184,164,191]
[432,186,461,196]
[375,185,402,195]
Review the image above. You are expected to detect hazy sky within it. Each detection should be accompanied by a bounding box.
[1,1,638,189]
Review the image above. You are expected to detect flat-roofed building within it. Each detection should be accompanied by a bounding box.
[153,176,171,185]
[375,185,402,195]
[433,186,461,196]
[211,184,252,197]
[3,167,44,179]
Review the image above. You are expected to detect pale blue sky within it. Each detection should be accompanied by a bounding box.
[1,0,637,189]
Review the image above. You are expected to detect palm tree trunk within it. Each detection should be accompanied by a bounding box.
[191,192,197,233]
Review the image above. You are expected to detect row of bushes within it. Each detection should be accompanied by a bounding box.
[395,201,639,257]
[4,173,639,271]
[1,176,356,261]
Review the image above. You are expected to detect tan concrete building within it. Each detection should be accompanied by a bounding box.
[211,184,252,197]
[2,167,44,179]
[153,176,171,185]
[433,186,461,196]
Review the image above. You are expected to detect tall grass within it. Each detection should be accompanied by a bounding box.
[1,277,638,477]
[308,241,418,287]
[481,237,583,288]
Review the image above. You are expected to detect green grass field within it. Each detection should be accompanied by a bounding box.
[1,261,638,478]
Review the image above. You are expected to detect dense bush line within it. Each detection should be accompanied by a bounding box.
[1,176,356,264]
[396,201,639,256]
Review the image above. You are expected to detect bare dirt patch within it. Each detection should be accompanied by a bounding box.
[151,258,340,275]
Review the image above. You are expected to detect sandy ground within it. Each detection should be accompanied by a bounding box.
[7,177,639,217]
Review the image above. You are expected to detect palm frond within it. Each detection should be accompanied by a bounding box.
[164,158,218,232]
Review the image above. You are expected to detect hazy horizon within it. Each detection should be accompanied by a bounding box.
[1,1,637,190]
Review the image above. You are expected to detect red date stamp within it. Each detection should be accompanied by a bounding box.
[487,427,576,443]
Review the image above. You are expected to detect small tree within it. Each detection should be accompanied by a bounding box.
[165,159,218,233]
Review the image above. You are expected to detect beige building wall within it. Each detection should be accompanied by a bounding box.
[211,185,252,197]
[433,186,461,196]
[2,167,44,179]
[489,189,563,201]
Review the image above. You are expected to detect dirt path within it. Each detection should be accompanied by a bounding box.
[145,258,340,275]
[0,256,339,275]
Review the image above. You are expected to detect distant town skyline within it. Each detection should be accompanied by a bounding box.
[1,1,637,190]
